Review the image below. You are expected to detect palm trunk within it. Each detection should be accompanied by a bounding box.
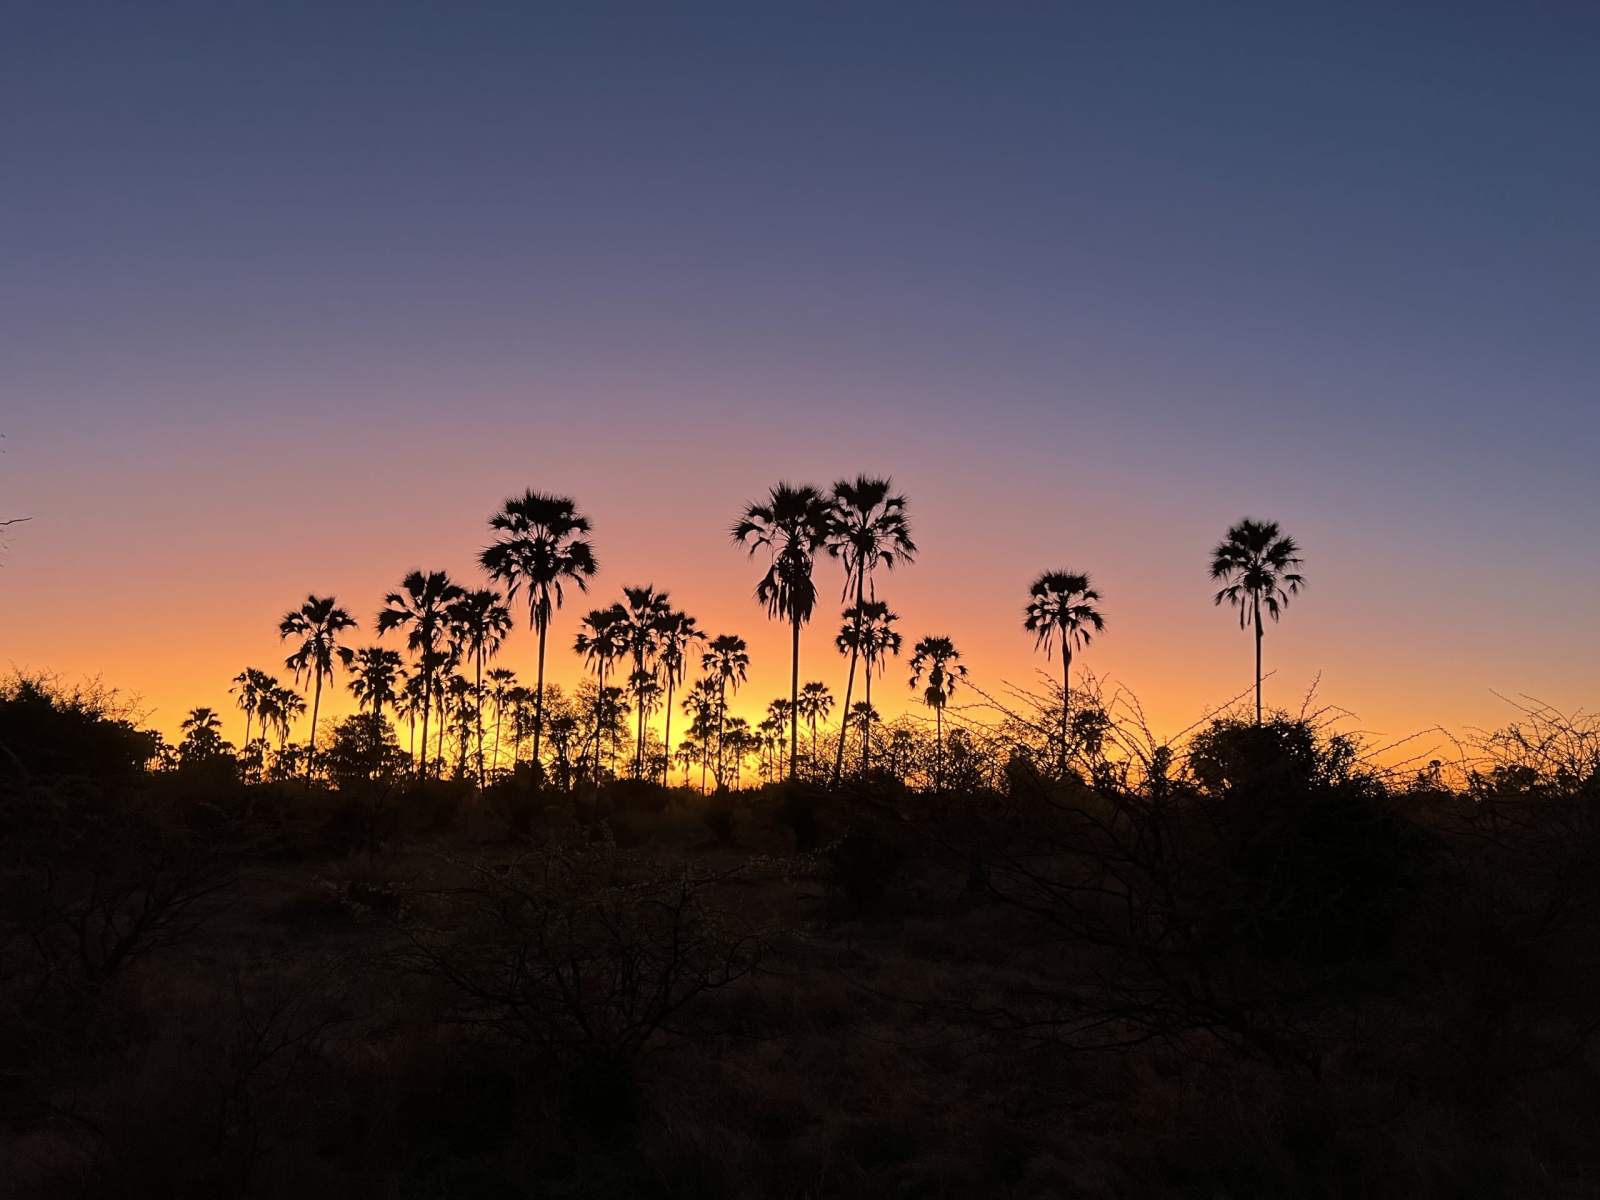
[831,570,866,785]
[935,705,944,792]
[492,702,503,780]
[242,709,253,780]
[408,713,416,772]
[1059,648,1071,779]
[419,668,431,781]
[789,617,800,782]
[532,605,548,788]
[475,648,486,791]
[1254,595,1263,724]
[716,680,728,790]
[592,663,606,780]
[862,653,874,779]
[662,678,675,787]
[306,673,323,780]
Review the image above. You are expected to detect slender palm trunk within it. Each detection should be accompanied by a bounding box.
[532,606,549,788]
[716,680,728,790]
[662,678,675,787]
[475,647,486,791]
[789,617,800,782]
[307,673,323,780]
[408,714,416,772]
[436,696,446,768]
[634,663,647,779]
[831,570,866,785]
[592,662,606,780]
[862,653,874,779]
[1059,648,1071,779]
[419,667,432,781]
[935,704,944,792]
[1253,594,1263,724]
[242,710,254,780]
[492,702,503,779]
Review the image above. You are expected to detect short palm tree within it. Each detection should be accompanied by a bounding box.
[655,608,706,786]
[835,600,901,777]
[342,646,405,720]
[448,588,513,788]
[574,604,629,779]
[798,681,834,770]
[376,570,465,779]
[682,676,721,791]
[480,491,597,781]
[701,634,750,789]
[261,685,305,759]
[909,635,967,792]
[825,476,916,784]
[279,595,358,775]
[1210,518,1306,724]
[485,666,518,775]
[733,483,833,780]
[618,586,672,777]
[1023,571,1105,778]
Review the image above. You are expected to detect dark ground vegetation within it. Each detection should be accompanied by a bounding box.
[4,675,1600,1198]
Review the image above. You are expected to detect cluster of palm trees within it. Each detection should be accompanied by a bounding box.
[225,474,1306,790]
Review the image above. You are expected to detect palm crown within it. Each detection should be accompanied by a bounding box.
[1209,519,1305,628]
[480,491,597,634]
[1023,572,1105,659]
[279,595,357,689]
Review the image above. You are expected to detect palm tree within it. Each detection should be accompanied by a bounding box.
[574,604,629,779]
[485,667,518,776]
[617,586,671,777]
[765,699,796,778]
[480,491,597,783]
[229,667,275,778]
[376,570,465,779]
[279,595,358,775]
[798,681,833,772]
[1024,572,1105,778]
[396,670,426,772]
[733,483,832,780]
[835,600,901,778]
[682,676,720,792]
[342,646,405,720]
[825,477,916,785]
[448,588,513,789]
[701,634,749,789]
[261,685,305,760]
[1210,518,1306,724]
[655,609,706,786]
[909,636,967,792]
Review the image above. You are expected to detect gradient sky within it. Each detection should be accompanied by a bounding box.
[3,2,1596,758]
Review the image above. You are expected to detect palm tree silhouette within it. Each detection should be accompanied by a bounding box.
[1210,518,1306,724]
[835,600,902,778]
[480,491,597,783]
[376,570,465,780]
[655,608,706,786]
[701,634,749,789]
[798,681,834,771]
[278,595,357,776]
[448,588,513,788]
[825,477,916,785]
[260,684,304,766]
[574,604,629,780]
[618,586,671,777]
[909,635,967,792]
[682,676,720,791]
[229,667,275,778]
[1023,571,1105,778]
[485,666,518,776]
[342,646,404,720]
[733,483,832,780]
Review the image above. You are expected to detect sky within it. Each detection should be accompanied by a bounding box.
[2,1,1596,759]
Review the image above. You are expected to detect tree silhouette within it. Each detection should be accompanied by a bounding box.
[733,483,832,780]
[1023,571,1105,778]
[655,608,706,786]
[825,476,916,785]
[485,666,518,776]
[909,635,966,792]
[229,667,275,777]
[835,600,901,778]
[376,570,465,780]
[617,585,671,777]
[574,604,629,780]
[701,634,749,789]
[480,491,597,784]
[1210,518,1306,724]
[798,681,834,771]
[260,684,304,766]
[682,676,720,791]
[448,588,513,788]
[278,595,357,776]
[340,646,404,779]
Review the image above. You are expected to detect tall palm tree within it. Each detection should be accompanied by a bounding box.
[1210,518,1306,724]
[733,483,832,780]
[701,634,749,789]
[1023,571,1105,778]
[480,491,597,782]
[376,570,465,779]
[279,595,358,775]
[835,600,901,778]
[485,666,518,776]
[574,604,629,779]
[617,586,671,777]
[396,670,427,773]
[798,681,834,771]
[909,635,967,792]
[765,699,796,778]
[682,676,720,792]
[448,588,513,789]
[229,667,275,778]
[655,609,706,786]
[825,477,916,785]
